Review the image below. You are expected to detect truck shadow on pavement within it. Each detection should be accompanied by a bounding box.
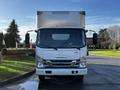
[38,64,120,90]
[38,78,84,90]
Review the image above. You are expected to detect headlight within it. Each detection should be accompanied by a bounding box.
[37,62,44,68]
[79,61,87,67]
[79,57,87,68]
[36,55,44,68]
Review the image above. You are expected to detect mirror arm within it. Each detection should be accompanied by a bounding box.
[85,30,88,33]
[35,30,38,33]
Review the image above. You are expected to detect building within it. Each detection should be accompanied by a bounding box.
[86,38,104,48]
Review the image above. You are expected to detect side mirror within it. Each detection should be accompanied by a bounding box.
[0,32,4,49]
[25,33,30,47]
[93,33,98,45]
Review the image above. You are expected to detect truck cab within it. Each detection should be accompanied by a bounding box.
[35,11,87,81]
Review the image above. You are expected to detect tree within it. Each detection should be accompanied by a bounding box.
[4,33,10,47]
[98,28,111,49]
[107,25,120,49]
[4,19,21,48]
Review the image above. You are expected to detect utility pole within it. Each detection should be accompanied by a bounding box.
[30,39,33,49]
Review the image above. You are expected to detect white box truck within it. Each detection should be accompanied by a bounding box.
[35,11,88,82]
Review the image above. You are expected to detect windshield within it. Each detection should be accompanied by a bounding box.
[36,28,86,48]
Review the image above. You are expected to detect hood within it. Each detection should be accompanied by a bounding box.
[36,47,87,60]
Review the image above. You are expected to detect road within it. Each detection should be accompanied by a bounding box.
[0,55,120,90]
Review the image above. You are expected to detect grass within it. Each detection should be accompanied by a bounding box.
[90,50,120,58]
[0,55,35,82]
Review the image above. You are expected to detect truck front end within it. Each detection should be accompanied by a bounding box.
[35,28,87,81]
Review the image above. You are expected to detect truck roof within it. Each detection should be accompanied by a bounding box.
[38,27,85,29]
[37,11,85,15]
[36,11,86,29]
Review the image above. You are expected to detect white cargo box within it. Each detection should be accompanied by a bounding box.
[36,11,85,29]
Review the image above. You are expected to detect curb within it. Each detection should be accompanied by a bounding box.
[0,69,36,87]
[89,54,120,59]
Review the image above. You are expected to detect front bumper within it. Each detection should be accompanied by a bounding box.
[36,68,87,76]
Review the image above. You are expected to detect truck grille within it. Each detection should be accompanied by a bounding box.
[43,60,80,68]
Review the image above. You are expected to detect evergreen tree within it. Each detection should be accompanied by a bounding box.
[4,19,21,48]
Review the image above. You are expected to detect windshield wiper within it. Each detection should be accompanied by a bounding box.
[39,44,58,50]
[38,44,52,48]
[66,44,81,50]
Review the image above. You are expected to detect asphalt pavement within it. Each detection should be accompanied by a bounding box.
[0,55,120,90]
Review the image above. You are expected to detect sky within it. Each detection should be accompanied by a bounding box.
[0,0,120,42]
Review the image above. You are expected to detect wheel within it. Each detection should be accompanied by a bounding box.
[39,76,45,82]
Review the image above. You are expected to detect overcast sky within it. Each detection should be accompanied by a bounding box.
[0,0,120,42]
